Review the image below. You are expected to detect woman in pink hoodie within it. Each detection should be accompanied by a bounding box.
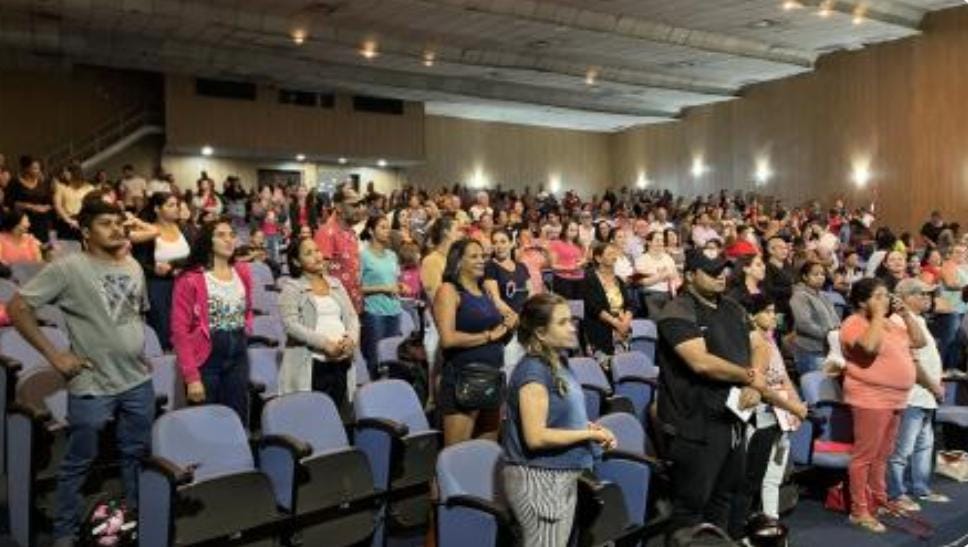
[171,218,254,422]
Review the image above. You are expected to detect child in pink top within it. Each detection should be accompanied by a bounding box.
[397,242,423,298]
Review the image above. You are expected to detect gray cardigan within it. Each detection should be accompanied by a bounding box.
[277,275,360,395]
[789,283,841,353]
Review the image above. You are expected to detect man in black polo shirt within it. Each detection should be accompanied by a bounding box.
[656,249,769,540]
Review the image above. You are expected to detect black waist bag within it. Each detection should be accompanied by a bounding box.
[453,362,505,410]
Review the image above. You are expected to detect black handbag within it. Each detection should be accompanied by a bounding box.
[453,362,506,410]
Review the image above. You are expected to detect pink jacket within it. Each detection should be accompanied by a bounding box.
[170,263,255,384]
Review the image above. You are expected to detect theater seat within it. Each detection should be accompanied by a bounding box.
[610,351,658,425]
[595,412,660,536]
[435,439,514,547]
[628,320,658,362]
[937,379,968,428]
[354,379,440,545]
[138,405,284,547]
[259,392,381,546]
[799,371,853,470]
[569,356,634,420]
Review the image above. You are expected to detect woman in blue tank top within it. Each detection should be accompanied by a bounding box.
[435,238,515,446]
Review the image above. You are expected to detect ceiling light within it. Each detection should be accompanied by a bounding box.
[585,67,598,86]
[818,1,833,17]
[338,157,347,164]
[782,0,802,10]
[635,171,649,189]
[377,159,387,167]
[291,29,306,45]
[423,51,435,67]
[201,146,213,157]
[296,154,306,162]
[548,174,562,194]
[361,41,378,59]
[852,6,866,25]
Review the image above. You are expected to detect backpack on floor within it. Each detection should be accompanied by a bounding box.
[81,497,137,547]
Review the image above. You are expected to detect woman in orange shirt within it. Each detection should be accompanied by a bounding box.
[839,277,922,533]
[0,209,43,265]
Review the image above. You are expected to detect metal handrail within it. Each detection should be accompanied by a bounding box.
[44,104,163,169]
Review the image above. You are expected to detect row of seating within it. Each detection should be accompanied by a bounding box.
[9,374,660,547]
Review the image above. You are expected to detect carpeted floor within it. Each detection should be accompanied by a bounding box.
[784,478,968,547]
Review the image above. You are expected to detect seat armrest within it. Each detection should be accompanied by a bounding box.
[247,336,279,348]
[0,355,23,374]
[141,455,193,486]
[581,383,611,397]
[444,494,513,525]
[260,433,312,460]
[616,375,658,387]
[264,284,280,293]
[601,449,669,473]
[248,380,267,394]
[154,393,169,407]
[7,401,51,423]
[603,395,635,416]
[356,417,409,438]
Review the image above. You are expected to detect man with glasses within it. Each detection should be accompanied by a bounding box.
[314,183,365,312]
[886,278,950,511]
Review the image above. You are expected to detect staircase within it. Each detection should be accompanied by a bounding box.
[43,103,164,171]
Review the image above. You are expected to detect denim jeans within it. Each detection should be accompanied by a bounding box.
[930,312,964,370]
[361,312,401,379]
[53,380,155,540]
[794,349,825,376]
[200,329,250,425]
[887,406,935,499]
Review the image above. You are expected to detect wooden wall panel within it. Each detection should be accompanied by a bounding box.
[610,6,968,232]
[407,115,612,196]
[164,75,425,162]
[0,66,160,168]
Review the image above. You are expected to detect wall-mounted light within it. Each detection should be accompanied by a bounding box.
[754,158,773,185]
[296,154,306,162]
[548,173,562,193]
[782,1,802,10]
[361,40,379,59]
[377,159,387,168]
[291,29,307,45]
[818,0,833,17]
[201,146,213,157]
[635,171,649,189]
[691,156,709,178]
[585,67,598,86]
[468,166,488,189]
[852,6,866,25]
[851,158,872,187]
[423,51,436,67]
[338,157,348,164]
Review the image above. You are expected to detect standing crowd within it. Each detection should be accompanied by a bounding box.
[2,151,966,545]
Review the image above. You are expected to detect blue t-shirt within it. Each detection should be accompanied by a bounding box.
[502,356,595,470]
[360,244,402,316]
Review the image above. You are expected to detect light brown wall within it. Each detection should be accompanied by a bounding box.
[408,115,612,197]
[164,75,425,162]
[0,66,160,169]
[610,6,968,232]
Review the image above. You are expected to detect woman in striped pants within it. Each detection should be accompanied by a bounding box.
[501,293,617,546]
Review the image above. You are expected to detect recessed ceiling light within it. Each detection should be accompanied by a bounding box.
[423,51,435,67]
[201,146,213,157]
[338,157,347,164]
[818,1,833,17]
[377,159,387,167]
[782,1,802,10]
[296,154,306,162]
[585,67,598,85]
[291,29,306,45]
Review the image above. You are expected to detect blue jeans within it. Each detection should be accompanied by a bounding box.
[200,329,250,425]
[794,349,825,376]
[361,312,401,379]
[930,313,964,370]
[54,380,155,539]
[887,407,935,499]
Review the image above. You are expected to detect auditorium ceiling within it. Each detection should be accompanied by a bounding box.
[0,0,963,131]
